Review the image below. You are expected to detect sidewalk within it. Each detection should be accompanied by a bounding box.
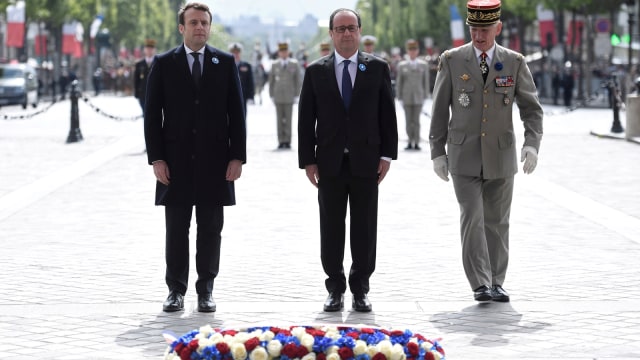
[0,95,639,359]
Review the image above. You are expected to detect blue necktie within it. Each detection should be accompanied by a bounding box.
[341,59,352,108]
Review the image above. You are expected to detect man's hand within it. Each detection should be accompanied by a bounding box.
[521,146,538,174]
[432,155,449,182]
[226,160,243,181]
[377,159,391,184]
[305,164,319,188]
[152,160,170,185]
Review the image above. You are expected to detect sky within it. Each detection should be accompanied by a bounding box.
[201,0,358,23]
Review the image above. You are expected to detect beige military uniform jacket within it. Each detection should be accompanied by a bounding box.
[429,43,543,179]
[269,58,302,104]
[395,58,430,105]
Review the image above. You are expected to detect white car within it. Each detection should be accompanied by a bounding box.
[0,63,39,109]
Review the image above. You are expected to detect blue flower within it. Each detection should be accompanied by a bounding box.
[494,62,503,71]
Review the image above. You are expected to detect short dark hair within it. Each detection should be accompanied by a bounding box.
[178,2,212,25]
[329,8,361,30]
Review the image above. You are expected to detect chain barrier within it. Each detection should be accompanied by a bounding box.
[1,100,58,120]
[1,95,143,122]
[80,96,143,121]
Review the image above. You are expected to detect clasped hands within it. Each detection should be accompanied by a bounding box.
[432,146,538,181]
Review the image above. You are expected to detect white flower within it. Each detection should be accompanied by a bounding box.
[326,353,341,360]
[199,325,214,337]
[210,332,224,344]
[261,330,275,342]
[353,340,367,355]
[291,326,307,339]
[197,337,215,352]
[366,344,378,358]
[267,339,282,357]
[249,346,269,360]
[233,331,252,344]
[325,345,339,354]
[230,342,248,360]
[390,343,406,360]
[301,352,316,360]
[300,333,315,351]
[376,339,393,358]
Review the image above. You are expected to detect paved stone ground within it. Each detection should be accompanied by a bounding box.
[0,93,639,359]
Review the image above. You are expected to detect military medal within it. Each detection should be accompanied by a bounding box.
[503,94,510,105]
[460,74,470,81]
[458,92,470,107]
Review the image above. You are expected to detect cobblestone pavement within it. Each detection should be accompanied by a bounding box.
[0,93,639,359]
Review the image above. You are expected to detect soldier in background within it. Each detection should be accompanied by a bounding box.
[319,42,331,57]
[134,38,157,115]
[229,42,255,119]
[361,35,378,57]
[269,42,302,149]
[395,39,429,150]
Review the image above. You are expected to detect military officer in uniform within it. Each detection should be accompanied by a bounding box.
[134,38,157,115]
[361,35,378,57]
[429,0,543,303]
[269,42,302,149]
[229,42,255,119]
[319,42,331,57]
[395,39,429,150]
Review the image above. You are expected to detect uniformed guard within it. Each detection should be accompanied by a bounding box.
[229,42,255,119]
[268,42,302,149]
[429,0,543,303]
[395,39,429,150]
[361,35,378,56]
[134,38,157,115]
[319,42,331,57]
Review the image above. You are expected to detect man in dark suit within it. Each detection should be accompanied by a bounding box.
[298,8,398,313]
[229,42,254,119]
[144,2,246,313]
[134,39,156,115]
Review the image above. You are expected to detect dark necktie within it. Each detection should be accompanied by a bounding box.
[342,59,352,108]
[480,52,488,83]
[191,52,201,88]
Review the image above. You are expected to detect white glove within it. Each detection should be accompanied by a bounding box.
[521,146,538,174]
[432,155,449,182]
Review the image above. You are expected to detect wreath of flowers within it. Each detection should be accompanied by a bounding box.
[164,325,445,360]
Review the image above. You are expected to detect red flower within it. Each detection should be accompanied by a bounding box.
[317,353,327,360]
[282,343,299,358]
[338,346,354,359]
[221,330,238,337]
[407,342,419,356]
[296,345,309,358]
[414,334,427,341]
[245,337,260,352]
[425,352,435,360]
[372,353,387,360]
[188,339,199,350]
[379,329,390,336]
[216,342,231,354]
[360,328,375,334]
[390,330,404,336]
[174,343,185,354]
[346,331,359,339]
[306,328,326,337]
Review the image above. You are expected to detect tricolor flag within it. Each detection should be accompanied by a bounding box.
[90,15,103,39]
[62,21,84,58]
[6,1,26,48]
[537,4,556,49]
[450,5,465,48]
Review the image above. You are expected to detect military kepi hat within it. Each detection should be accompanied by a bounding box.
[228,42,243,52]
[144,39,156,48]
[320,42,330,51]
[405,39,419,50]
[466,0,501,27]
[277,42,289,51]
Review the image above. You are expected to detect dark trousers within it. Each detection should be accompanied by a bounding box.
[164,205,224,295]
[318,155,378,295]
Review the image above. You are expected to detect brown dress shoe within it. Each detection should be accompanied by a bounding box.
[323,292,344,312]
[352,294,372,312]
[163,291,184,312]
[197,293,217,312]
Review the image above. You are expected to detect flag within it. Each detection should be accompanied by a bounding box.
[450,5,465,48]
[566,19,584,48]
[90,15,103,39]
[35,34,48,57]
[537,4,556,49]
[6,1,26,48]
[62,21,84,58]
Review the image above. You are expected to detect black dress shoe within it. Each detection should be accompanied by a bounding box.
[197,293,217,312]
[405,143,413,150]
[414,144,421,150]
[284,143,291,149]
[163,290,184,312]
[473,285,492,302]
[323,292,344,312]
[352,294,372,312]
[491,285,510,302]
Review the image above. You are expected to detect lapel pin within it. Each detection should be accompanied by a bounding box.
[494,62,503,71]
[358,63,366,71]
[212,57,219,64]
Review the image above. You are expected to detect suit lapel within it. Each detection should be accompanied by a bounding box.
[323,54,343,104]
[351,52,369,102]
[174,45,197,91]
[462,44,484,86]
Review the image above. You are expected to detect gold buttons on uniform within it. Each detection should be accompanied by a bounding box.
[481,132,486,137]
[482,118,487,122]
[483,104,488,108]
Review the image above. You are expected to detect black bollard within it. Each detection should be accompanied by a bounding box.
[66,80,83,143]
[609,75,624,134]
